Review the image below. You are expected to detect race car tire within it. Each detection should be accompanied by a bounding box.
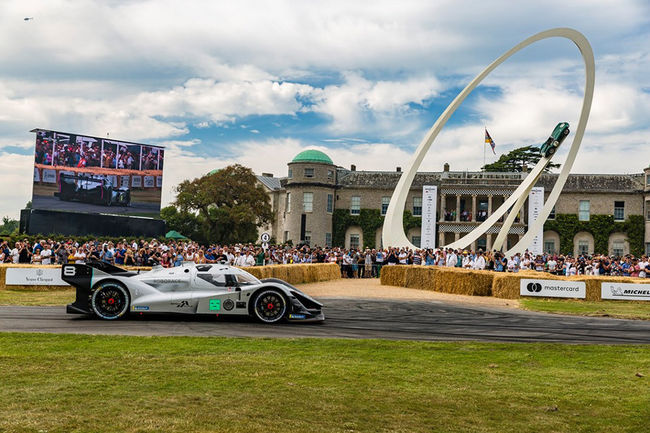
[563,128,570,136]
[89,281,130,320]
[252,289,287,324]
[548,147,555,155]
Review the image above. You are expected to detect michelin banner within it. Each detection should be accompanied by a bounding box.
[520,278,585,299]
[601,282,650,301]
[5,268,69,286]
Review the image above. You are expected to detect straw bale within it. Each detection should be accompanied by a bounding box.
[568,274,650,301]
[432,267,494,296]
[243,263,339,285]
[404,266,437,291]
[491,271,650,300]
[379,265,408,287]
[491,271,564,299]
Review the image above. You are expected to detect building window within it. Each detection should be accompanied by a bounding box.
[304,231,311,246]
[304,167,314,178]
[283,231,289,243]
[349,234,360,250]
[579,200,590,221]
[327,170,334,180]
[612,240,624,257]
[411,236,421,248]
[544,241,555,254]
[327,194,333,213]
[303,192,313,212]
[614,201,625,221]
[325,232,332,248]
[381,196,390,215]
[647,175,650,186]
[646,242,650,255]
[288,168,293,179]
[350,196,360,215]
[578,240,589,255]
[286,192,291,213]
[548,205,556,220]
[413,197,422,217]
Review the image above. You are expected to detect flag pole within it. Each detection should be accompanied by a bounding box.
[483,126,486,168]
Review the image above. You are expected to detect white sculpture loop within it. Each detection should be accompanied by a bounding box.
[382,28,595,255]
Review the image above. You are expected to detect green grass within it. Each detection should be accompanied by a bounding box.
[521,298,650,320]
[0,288,75,306]
[0,334,648,433]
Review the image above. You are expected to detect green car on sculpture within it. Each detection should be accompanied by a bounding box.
[540,122,570,157]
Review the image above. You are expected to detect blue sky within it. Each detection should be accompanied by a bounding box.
[0,0,649,218]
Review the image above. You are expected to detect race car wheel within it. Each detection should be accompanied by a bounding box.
[548,147,555,155]
[563,128,570,136]
[253,289,287,324]
[90,281,130,320]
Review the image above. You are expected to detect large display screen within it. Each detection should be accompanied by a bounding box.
[31,129,164,217]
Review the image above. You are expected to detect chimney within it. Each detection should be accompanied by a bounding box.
[443,163,450,172]
[396,167,401,172]
[261,172,273,177]
[351,164,356,171]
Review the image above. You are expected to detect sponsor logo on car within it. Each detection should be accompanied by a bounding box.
[289,314,306,319]
[173,300,191,308]
[223,299,235,311]
[209,299,221,311]
[132,305,150,311]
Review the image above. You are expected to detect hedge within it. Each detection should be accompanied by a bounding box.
[544,214,645,256]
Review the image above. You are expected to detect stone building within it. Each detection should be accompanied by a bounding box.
[257,149,650,256]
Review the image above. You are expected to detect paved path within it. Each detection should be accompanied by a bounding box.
[1,298,649,344]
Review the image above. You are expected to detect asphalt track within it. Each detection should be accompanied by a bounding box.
[1,298,649,344]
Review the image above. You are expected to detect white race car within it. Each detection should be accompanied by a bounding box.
[63,261,324,323]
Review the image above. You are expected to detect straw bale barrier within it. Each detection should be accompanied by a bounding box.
[0,263,340,291]
[383,265,650,301]
[381,265,493,296]
[245,263,340,285]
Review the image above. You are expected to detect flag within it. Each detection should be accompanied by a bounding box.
[485,128,496,154]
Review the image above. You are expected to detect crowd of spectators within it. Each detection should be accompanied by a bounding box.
[1,238,648,279]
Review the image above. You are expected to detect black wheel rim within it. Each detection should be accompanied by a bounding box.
[93,285,127,318]
[255,292,285,323]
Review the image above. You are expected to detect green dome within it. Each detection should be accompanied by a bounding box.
[291,149,333,165]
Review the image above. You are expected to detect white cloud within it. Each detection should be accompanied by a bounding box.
[0,152,34,218]
[310,72,441,134]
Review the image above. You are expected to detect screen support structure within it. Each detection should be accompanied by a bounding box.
[382,28,595,256]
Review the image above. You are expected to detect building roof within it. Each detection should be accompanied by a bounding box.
[291,149,333,165]
[335,169,645,193]
[256,175,282,191]
[537,173,645,193]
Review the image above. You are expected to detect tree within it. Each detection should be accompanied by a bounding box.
[0,216,18,235]
[169,164,273,244]
[160,206,202,241]
[481,145,560,172]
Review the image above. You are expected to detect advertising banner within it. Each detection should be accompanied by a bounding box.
[520,278,586,299]
[31,129,164,217]
[6,268,70,286]
[421,185,438,249]
[601,282,650,301]
[527,187,544,255]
